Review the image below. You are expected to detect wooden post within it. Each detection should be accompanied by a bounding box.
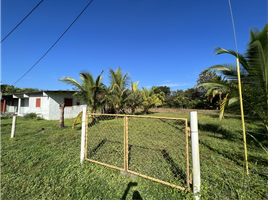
[59,103,65,128]
[11,115,17,138]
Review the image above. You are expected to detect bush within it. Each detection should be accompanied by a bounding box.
[23,113,44,120]
[23,113,38,119]
[36,116,44,120]
[24,113,37,119]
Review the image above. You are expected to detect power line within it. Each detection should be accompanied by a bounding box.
[1,0,44,43]
[12,0,94,86]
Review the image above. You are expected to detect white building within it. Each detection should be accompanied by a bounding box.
[1,91,86,120]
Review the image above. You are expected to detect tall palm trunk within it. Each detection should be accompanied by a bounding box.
[91,107,97,124]
[115,109,119,119]
[131,108,135,115]
[59,103,65,128]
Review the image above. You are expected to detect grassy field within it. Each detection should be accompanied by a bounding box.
[1,109,268,199]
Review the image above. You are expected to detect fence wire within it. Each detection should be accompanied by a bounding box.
[85,114,190,190]
[127,116,189,188]
[85,114,125,170]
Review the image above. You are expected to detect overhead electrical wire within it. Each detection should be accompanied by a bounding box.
[1,0,44,43]
[12,0,94,86]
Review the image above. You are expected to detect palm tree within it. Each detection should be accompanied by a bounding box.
[142,87,162,114]
[59,70,105,128]
[125,81,143,115]
[108,67,131,116]
[198,23,268,135]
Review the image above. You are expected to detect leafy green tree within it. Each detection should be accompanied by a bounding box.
[152,86,171,97]
[184,88,200,100]
[171,89,184,97]
[196,70,219,97]
[198,23,268,135]
[174,96,189,109]
[59,70,105,127]
[1,84,39,95]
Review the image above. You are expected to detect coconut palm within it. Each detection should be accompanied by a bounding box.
[142,87,163,114]
[125,81,143,115]
[59,70,105,128]
[108,67,131,115]
[198,23,268,134]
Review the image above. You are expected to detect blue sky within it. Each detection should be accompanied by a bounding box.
[1,0,267,91]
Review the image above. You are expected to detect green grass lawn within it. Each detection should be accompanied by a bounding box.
[1,111,268,199]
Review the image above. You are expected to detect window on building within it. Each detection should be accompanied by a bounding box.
[11,100,14,106]
[36,98,41,107]
[64,98,73,107]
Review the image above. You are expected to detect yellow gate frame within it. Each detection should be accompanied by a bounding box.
[84,113,190,191]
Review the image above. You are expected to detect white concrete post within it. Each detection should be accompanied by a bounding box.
[80,106,87,163]
[18,98,21,115]
[11,115,17,138]
[190,111,201,200]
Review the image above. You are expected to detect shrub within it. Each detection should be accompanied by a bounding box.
[36,116,44,120]
[24,113,38,119]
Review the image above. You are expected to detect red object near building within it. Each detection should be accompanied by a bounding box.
[1,99,6,113]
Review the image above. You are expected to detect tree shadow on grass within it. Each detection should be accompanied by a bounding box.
[209,113,264,125]
[161,149,186,183]
[121,182,143,200]
[88,139,107,158]
[1,123,18,127]
[200,140,243,166]
[198,123,238,141]
[200,140,268,180]
[158,119,185,135]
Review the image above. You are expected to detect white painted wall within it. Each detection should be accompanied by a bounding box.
[47,92,86,120]
[3,91,86,120]
[25,93,50,119]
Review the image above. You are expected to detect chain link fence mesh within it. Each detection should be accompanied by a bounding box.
[85,114,125,170]
[85,114,189,190]
[127,116,189,188]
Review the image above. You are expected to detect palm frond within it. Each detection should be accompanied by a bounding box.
[219,93,229,121]
[72,111,83,130]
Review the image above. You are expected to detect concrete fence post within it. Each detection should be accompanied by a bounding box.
[11,115,17,138]
[190,111,201,200]
[80,106,87,164]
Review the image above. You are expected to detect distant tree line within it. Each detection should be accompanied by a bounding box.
[153,70,221,110]
[0,84,40,95]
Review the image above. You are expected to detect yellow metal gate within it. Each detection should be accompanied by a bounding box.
[84,113,190,190]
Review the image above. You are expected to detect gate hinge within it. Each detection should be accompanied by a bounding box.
[190,174,193,184]
[187,127,191,137]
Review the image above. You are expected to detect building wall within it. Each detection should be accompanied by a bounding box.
[47,92,86,120]
[25,94,50,119]
[6,99,18,113]
[21,98,29,114]
[3,92,87,120]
